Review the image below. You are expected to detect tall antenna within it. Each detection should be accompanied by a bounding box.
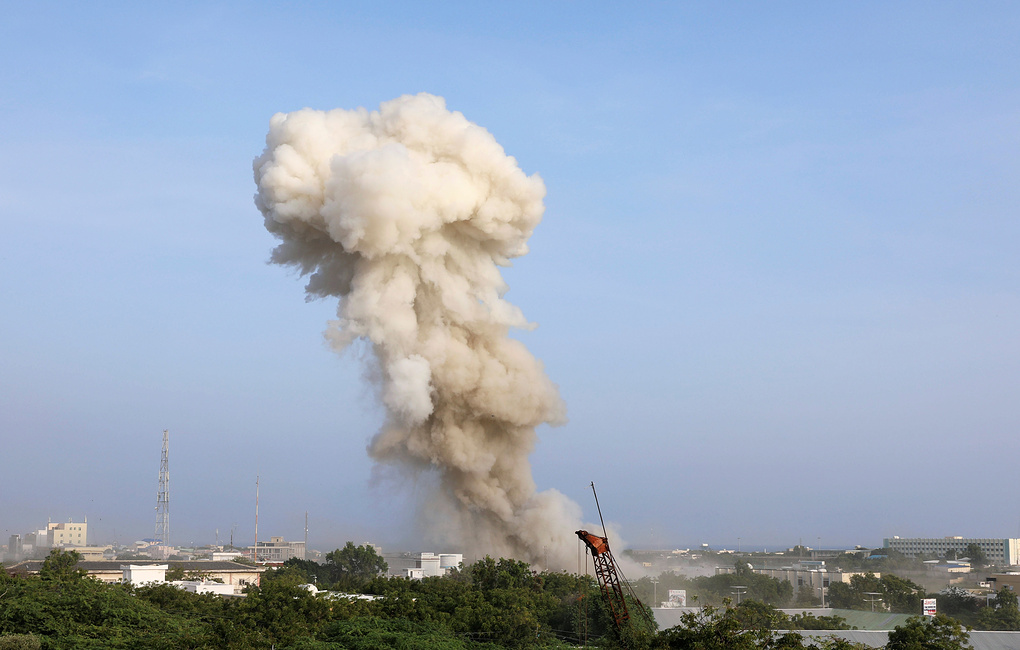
[155,429,170,556]
[254,475,259,563]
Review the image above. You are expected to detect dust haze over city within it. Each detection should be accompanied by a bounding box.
[2,3,1019,562]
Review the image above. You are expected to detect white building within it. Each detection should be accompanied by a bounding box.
[420,553,442,577]
[883,537,1020,565]
[122,564,168,586]
[24,528,50,556]
[440,554,463,572]
[174,580,236,596]
[389,551,464,579]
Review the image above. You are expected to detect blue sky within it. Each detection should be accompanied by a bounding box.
[2,2,1018,553]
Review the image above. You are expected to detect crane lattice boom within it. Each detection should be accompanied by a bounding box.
[576,529,630,631]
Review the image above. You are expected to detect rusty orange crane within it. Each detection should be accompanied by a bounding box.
[576,482,630,633]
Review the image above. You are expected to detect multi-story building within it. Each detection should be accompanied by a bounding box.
[6,518,91,560]
[249,536,305,563]
[6,535,23,562]
[47,520,88,548]
[883,537,1020,566]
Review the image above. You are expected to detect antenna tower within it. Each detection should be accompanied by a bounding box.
[155,429,170,554]
[254,475,260,562]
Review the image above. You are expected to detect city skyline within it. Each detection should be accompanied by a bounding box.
[9,508,1020,564]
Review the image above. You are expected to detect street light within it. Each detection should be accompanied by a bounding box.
[731,585,748,605]
[864,592,883,612]
[651,577,659,606]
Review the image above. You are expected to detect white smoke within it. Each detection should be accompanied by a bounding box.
[254,93,584,569]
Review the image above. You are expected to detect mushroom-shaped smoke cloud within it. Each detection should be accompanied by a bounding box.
[254,93,582,568]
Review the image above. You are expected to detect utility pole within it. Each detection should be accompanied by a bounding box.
[864,592,883,612]
[254,476,259,563]
[154,429,170,559]
[731,586,748,605]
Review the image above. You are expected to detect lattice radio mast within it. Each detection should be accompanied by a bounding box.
[155,429,170,553]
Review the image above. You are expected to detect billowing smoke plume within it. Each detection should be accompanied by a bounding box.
[254,93,583,568]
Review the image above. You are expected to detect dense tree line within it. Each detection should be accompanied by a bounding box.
[825,573,925,613]
[0,549,1009,649]
[631,560,794,608]
[934,585,1020,631]
[0,550,628,649]
[261,542,389,592]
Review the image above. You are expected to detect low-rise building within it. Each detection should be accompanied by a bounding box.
[123,564,168,586]
[987,573,1020,592]
[75,546,115,561]
[387,551,463,579]
[924,560,972,576]
[174,580,237,596]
